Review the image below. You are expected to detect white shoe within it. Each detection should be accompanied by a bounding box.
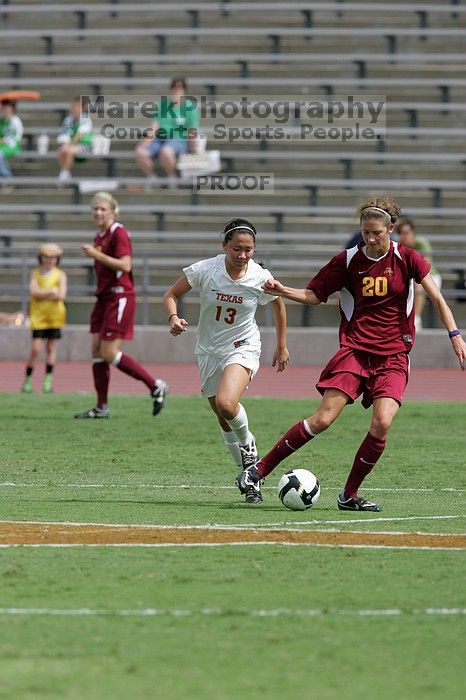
[144,175,159,191]
[58,169,71,182]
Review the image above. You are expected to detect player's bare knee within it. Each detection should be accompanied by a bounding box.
[309,411,334,434]
[370,416,392,439]
[216,397,237,421]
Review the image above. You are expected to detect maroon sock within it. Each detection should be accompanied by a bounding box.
[92,360,110,409]
[344,432,386,498]
[256,421,314,478]
[116,353,156,392]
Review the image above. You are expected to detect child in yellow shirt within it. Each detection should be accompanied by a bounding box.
[21,243,67,393]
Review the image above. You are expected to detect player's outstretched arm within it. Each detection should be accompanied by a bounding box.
[164,275,191,337]
[263,278,321,305]
[450,333,466,370]
[421,274,466,370]
[0,311,24,326]
[271,297,289,373]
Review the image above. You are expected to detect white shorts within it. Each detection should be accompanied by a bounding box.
[197,349,260,398]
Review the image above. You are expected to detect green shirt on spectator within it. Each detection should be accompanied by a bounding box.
[0,114,23,156]
[154,97,199,140]
[414,236,439,278]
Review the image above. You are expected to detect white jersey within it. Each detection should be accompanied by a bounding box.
[183,254,276,356]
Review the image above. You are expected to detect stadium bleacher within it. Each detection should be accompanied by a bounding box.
[1,0,465,329]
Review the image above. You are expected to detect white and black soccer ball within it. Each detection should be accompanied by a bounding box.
[277,469,321,511]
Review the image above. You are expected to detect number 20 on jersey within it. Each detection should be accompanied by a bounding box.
[362,276,388,297]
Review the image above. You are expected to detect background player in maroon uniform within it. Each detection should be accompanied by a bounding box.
[236,196,466,511]
[75,192,168,418]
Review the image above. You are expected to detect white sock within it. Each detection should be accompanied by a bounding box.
[221,429,242,470]
[226,404,253,446]
[111,350,122,367]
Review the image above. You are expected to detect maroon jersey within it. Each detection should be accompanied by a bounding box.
[93,222,134,296]
[307,242,431,354]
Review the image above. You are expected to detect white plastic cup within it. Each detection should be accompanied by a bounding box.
[92,134,111,156]
[196,134,207,154]
[37,133,49,155]
[92,134,103,155]
[100,136,111,156]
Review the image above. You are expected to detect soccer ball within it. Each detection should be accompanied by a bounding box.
[277,469,321,511]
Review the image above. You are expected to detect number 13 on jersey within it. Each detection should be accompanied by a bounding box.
[215,305,237,324]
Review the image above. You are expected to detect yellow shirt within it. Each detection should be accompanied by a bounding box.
[29,267,66,330]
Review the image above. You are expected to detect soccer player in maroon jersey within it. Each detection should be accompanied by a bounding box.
[236,196,466,511]
[74,192,168,418]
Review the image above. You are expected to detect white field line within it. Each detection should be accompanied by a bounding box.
[0,606,464,618]
[1,482,465,493]
[1,516,464,530]
[0,542,464,551]
[248,515,465,527]
[0,520,464,550]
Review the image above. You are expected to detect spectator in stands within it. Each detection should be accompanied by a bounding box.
[74,192,168,419]
[21,243,67,394]
[0,99,23,178]
[135,77,200,188]
[396,217,442,331]
[164,218,289,504]
[57,96,93,182]
[236,196,466,511]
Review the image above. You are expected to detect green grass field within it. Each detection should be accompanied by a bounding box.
[0,393,465,699]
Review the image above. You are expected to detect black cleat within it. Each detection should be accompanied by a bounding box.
[74,406,110,419]
[239,435,258,470]
[235,465,261,495]
[337,491,381,512]
[152,379,169,416]
[245,484,263,505]
[235,467,261,493]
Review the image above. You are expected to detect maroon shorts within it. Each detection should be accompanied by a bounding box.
[316,346,409,409]
[90,294,135,340]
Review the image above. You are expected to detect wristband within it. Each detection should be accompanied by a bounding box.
[168,313,178,322]
[448,329,461,339]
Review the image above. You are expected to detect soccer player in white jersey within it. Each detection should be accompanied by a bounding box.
[164,218,289,504]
